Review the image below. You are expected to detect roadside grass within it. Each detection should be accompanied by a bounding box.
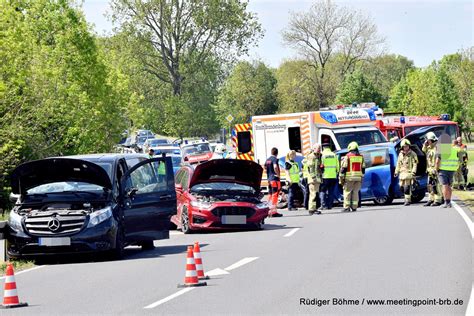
[0,260,35,276]
[453,146,474,213]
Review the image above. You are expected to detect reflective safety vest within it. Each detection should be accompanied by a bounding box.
[289,161,300,183]
[322,149,338,179]
[440,146,459,171]
[346,153,363,180]
[158,162,166,175]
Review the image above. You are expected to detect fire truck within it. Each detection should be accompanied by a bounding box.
[376,114,459,141]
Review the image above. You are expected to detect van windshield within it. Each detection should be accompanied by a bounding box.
[334,130,387,149]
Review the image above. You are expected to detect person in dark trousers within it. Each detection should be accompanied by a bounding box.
[285,150,300,211]
[265,147,283,217]
[319,143,339,211]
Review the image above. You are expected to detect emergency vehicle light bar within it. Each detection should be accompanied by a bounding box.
[320,112,338,124]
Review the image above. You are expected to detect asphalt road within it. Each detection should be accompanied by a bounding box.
[1,200,472,315]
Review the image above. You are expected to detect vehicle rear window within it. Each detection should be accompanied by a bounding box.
[334,130,387,149]
[404,124,457,140]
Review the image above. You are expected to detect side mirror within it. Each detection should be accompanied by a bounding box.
[9,193,19,203]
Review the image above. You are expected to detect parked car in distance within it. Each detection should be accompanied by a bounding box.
[7,154,176,259]
[181,142,213,164]
[171,159,269,233]
[143,138,169,153]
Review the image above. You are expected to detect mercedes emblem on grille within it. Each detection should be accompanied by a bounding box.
[48,218,61,232]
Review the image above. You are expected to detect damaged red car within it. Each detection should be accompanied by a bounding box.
[171,159,269,233]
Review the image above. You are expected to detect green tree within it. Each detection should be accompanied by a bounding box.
[0,0,127,209]
[360,54,414,106]
[110,0,262,96]
[336,70,382,105]
[275,60,319,113]
[215,61,277,125]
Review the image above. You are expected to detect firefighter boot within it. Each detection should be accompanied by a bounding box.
[424,201,433,207]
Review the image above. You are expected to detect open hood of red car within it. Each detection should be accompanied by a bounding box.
[189,159,263,191]
[11,158,112,194]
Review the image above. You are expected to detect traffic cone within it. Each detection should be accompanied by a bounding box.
[177,246,207,288]
[1,263,28,308]
[193,242,209,280]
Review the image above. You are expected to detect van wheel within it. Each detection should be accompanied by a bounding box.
[181,207,192,234]
[110,227,125,260]
[141,241,155,250]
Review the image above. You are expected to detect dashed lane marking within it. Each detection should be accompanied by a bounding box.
[206,268,230,277]
[144,288,194,309]
[283,228,300,237]
[224,257,259,271]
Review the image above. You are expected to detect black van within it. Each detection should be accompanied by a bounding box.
[7,154,176,259]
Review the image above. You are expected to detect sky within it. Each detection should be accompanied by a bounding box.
[82,0,473,68]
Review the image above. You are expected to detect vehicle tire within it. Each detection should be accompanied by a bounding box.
[110,226,125,260]
[373,195,394,206]
[141,240,155,250]
[181,207,193,234]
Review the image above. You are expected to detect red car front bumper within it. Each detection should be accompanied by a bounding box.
[188,202,269,230]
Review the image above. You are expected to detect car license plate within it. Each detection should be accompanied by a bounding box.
[221,215,246,225]
[38,237,71,246]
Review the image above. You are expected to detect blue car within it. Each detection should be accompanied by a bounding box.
[335,125,443,205]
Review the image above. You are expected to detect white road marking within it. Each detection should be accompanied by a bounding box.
[0,265,44,280]
[206,268,230,277]
[170,231,184,236]
[451,201,474,315]
[144,288,195,309]
[224,257,259,271]
[284,228,300,237]
[452,201,474,239]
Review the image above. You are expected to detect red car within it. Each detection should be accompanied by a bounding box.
[181,142,213,164]
[171,159,269,233]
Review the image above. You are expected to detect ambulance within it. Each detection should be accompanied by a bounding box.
[233,108,387,165]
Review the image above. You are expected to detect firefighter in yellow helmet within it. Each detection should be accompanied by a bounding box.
[339,142,365,212]
[422,132,442,206]
[395,139,418,206]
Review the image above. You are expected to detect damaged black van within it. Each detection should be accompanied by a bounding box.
[7,154,176,259]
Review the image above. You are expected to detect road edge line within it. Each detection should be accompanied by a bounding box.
[0,265,44,280]
[452,201,474,316]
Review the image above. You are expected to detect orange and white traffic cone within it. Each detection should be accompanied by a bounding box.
[1,263,28,308]
[193,242,209,280]
[177,246,207,288]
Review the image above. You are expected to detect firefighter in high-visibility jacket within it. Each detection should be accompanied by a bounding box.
[319,143,339,211]
[394,139,418,206]
[285,150,300,211]
[422,132,442,206]
[305,144,322,215]
[339,142,365,212]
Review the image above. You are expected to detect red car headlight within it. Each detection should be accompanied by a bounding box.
[255,202,269,210]
[190,201,213,210]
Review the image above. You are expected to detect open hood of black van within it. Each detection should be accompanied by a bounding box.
[11,158,112,194]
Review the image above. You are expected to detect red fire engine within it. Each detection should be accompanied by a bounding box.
[376,114,459,141]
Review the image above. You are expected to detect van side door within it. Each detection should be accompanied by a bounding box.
[121,157,177,242]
